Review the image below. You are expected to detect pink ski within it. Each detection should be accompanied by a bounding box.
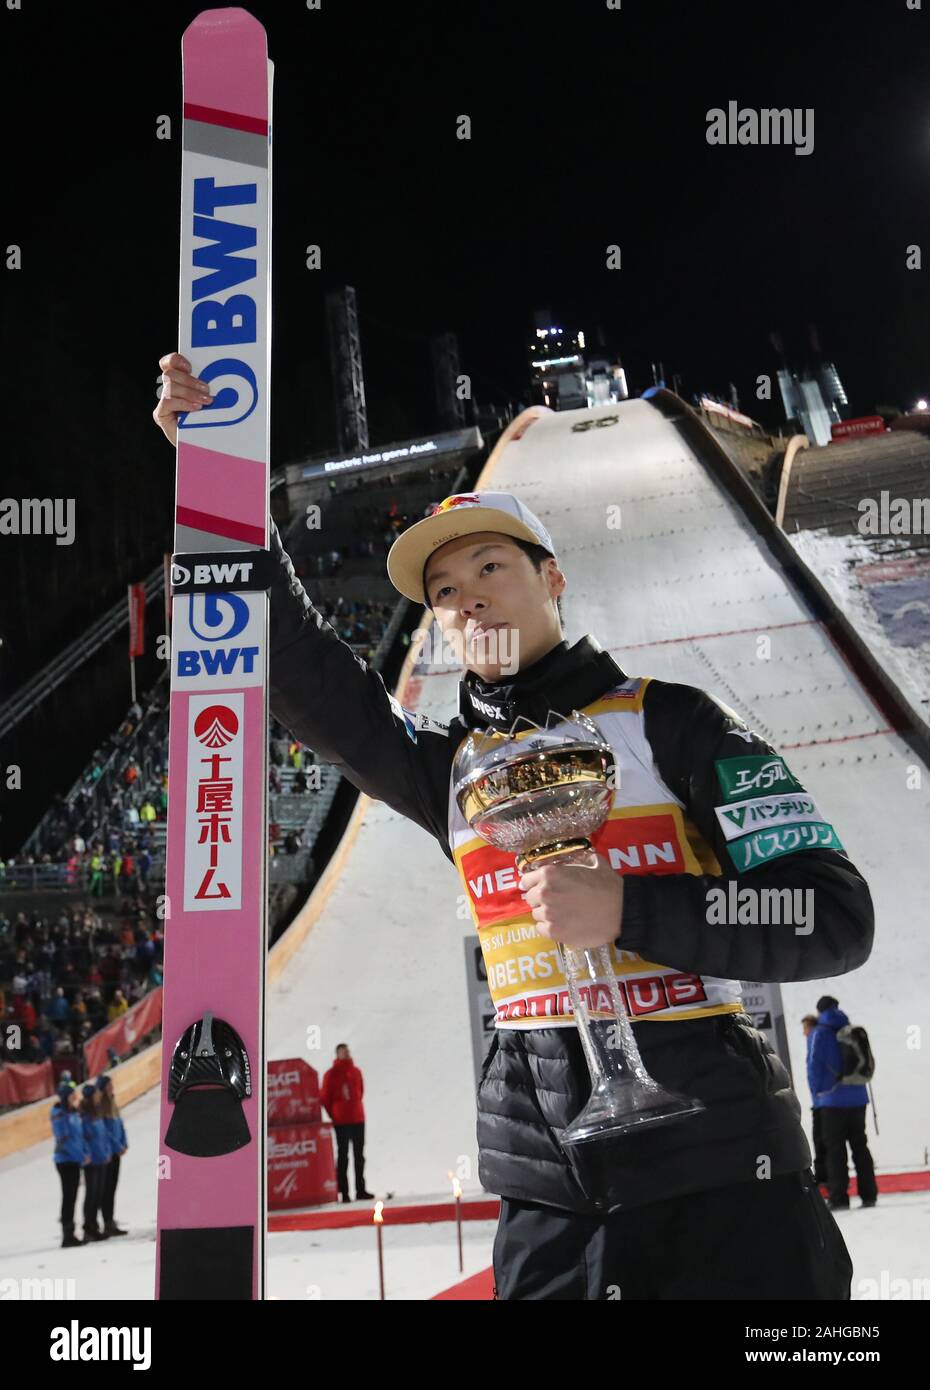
[155,6,272,1300]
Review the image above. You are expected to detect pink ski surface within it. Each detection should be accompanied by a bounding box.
[156,7,271,1300]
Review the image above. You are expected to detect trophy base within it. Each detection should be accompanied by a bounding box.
[559,1080,706,1147]
[515,838,592,873]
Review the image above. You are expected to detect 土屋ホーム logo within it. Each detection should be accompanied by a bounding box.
[193,704,240,748]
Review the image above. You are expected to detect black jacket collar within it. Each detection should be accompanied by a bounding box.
[455,634,627,732]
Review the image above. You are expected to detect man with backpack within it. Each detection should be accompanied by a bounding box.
[807,995,877,1210]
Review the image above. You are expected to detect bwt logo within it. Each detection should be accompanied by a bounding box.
[180,176,261,431]
[188,592,249,642]
[178,592,258,678]
[172,560,257,587]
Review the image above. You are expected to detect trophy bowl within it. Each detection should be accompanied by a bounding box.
[455,727,614,871]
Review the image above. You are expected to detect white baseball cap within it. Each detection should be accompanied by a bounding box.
[386,491,558,605]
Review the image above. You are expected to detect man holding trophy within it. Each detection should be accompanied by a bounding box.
[155,368,873,1298]
[284,489,873,1300]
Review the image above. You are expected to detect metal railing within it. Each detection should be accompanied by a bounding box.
[0,563,167,741]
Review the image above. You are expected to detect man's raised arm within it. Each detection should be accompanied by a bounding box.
[153,351,452,849]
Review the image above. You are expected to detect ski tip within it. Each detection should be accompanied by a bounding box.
[182,7,268,48]
[182,6,269,123]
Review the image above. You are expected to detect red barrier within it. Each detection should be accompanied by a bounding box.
[268,1057,321,1125]
[268,1122,338,1208]
[0,1060,55,1105]
[83,987,163,1076]
[831,415,885,441]
[267,1057,335,1208]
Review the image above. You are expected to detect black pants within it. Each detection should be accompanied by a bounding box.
[811,1108,828,1184]
[56,1163,81,1230]
[83,1162,107,1233]
[334,1123,366,1198]
[101,1154,120,1224]
[820,1106,877,1206]
[492,1169,852,1300]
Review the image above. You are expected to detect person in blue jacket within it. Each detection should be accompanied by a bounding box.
[807,995,877,1210]
[51,1081,89,1247]
[802,1014,828,1185]
[79,1083,112,1241]
[96,1074,128,1237]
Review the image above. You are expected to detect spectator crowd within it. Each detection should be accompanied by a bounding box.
[0,895,164,1084]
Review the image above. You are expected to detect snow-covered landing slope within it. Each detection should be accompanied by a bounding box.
[788,528,930,736]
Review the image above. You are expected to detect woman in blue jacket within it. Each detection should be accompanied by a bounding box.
[79,1083,112,1241]
[51,1081,88,1247]
[97,1074,128,1237]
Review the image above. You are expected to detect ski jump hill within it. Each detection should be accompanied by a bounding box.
[3,392,928,1242]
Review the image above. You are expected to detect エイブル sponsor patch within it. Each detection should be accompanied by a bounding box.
[715,754,805,802]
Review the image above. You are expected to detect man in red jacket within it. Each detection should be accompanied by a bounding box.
[321,1045,374,1203]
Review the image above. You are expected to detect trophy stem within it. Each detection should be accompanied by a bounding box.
[554,942,706,1147]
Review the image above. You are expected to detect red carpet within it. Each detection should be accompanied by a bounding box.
[432,1267,495,1300]
[818,1170,930,1198]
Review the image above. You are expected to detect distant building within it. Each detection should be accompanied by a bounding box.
[818,361,848,418]
[772,323,849,446]
[776,361,849,447]
[528,309,628,411]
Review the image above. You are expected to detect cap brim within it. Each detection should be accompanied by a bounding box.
[386,507,546,604]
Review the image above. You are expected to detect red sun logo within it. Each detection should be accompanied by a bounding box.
[193,704,239,748]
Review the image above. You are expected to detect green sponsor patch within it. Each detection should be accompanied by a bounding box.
[727,821,844,872]
[716,793,821,839]
[715,755,805,803]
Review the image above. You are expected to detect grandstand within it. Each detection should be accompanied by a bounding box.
[0,436,488,1108]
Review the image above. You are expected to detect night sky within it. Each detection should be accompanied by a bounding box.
[2,0,930,667]
[4,1,930,449]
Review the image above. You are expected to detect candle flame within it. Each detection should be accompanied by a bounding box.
[373,1200,384,1224]
[451,1176,463,1199]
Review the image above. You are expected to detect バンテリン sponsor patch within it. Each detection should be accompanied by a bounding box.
[715,791,825,841]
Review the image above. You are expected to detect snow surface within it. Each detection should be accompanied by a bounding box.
[2,398,927,1299]
[789,528,930,733]
[0,1107,925,1299]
